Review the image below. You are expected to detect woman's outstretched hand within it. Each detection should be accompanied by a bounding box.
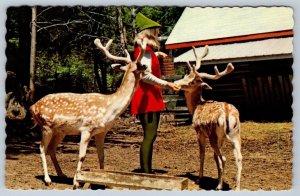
[156,51,168,58]
[166,82,181,91]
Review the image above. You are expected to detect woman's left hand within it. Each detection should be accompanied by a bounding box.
[166,82,181,91]
[156,51,168,58]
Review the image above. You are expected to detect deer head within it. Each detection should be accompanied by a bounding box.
[174,45,234,114]
[94,38,147,75]
[175,45,234,92]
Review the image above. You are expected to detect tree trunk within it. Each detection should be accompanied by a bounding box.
[116,7,127,51]
[93,47,102,92]
[17,6,31,88]
[100,59,107,94]
[93,48,108,94]
[131,7,137,35]
[29,6,37,102]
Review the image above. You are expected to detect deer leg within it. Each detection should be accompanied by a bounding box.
[40,127,53,185]
[73,130,91,189]
[212,145,226,190]
[232,135,242,191]
[94,132,107,169]
[48,133,66,178]
[197,130,206,181]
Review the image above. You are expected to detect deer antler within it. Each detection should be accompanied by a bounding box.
[134,37,147,64]
[194,45,209,70]
[186,61,194,72]
[190,45,234,80]
[197,63,234,80]
[94,39,131,63]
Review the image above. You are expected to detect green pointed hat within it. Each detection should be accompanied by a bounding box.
[136,12,161,31]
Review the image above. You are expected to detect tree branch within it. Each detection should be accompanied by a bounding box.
[36,6,54,18]
[36,20,88,32]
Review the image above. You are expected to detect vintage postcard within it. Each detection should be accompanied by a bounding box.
[3,2,295,193]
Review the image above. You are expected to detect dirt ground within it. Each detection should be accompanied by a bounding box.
[5,115,293,191]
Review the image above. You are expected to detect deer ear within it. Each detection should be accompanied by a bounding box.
[201,82,212,90]
[111,64,127,71]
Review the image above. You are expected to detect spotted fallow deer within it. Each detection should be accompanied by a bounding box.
[174,46,242,191]
[29,38,147,188]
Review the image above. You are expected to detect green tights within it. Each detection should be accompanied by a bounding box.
[138,112,160,173]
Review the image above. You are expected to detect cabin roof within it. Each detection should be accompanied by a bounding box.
[166,7,293,49]
[174,37,293,64]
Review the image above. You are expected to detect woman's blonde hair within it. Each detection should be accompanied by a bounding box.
[133,27,160,49]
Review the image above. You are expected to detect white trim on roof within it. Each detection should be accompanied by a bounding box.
[174,37,293,64]
[166,7,293,46]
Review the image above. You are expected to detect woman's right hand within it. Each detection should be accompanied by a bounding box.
[166,82,181,91]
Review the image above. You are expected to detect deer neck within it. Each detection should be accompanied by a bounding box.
[109,70,139,114]
[184,88,204,115]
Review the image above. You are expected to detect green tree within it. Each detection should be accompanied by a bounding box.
[6,6,184,99]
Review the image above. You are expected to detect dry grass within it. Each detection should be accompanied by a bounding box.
[5,119,293,190]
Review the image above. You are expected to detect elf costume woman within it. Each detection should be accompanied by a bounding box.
[131,13,180,173]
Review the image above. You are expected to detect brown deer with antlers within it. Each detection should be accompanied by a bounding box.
[174,46,242,191]
[30,38,147,188]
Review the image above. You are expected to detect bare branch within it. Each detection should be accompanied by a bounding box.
[36,7,54,18]
[36,20,88,33]
[84,10,116,20]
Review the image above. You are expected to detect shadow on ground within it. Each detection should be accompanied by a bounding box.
[179,172,230,191]
[35,175,73,186]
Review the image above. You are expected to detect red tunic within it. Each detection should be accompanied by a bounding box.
[131,45,165,115]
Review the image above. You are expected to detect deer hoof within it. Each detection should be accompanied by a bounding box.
[44,176,52,186]
[45,181,52,186]
[73,181,80,189]
[216,184,223,190]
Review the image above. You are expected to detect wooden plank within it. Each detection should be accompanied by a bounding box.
[76,169,188,190]
[261,77,268,105]
[241,78,250,105]
[278,75,286,106]
[82,183,91,190]
[287,74,293,95]
[213,88,243,92]
[257,77,265,105]
[253,79,259,106]
[283,75,292,106]
[272,75,281,105]
[267,76,274,105]
[247,78,255,106]
[212,83,243,88]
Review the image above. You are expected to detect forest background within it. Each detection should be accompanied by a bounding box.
[5,6,184,119]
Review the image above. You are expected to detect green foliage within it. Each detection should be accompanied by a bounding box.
[6,6,184,95]
[175,65,186,76]
[35,52,95,95]
[107,71,124,91]
[8,37,19,47]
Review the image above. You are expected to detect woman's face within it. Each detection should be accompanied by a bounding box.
[153,28,159,38]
